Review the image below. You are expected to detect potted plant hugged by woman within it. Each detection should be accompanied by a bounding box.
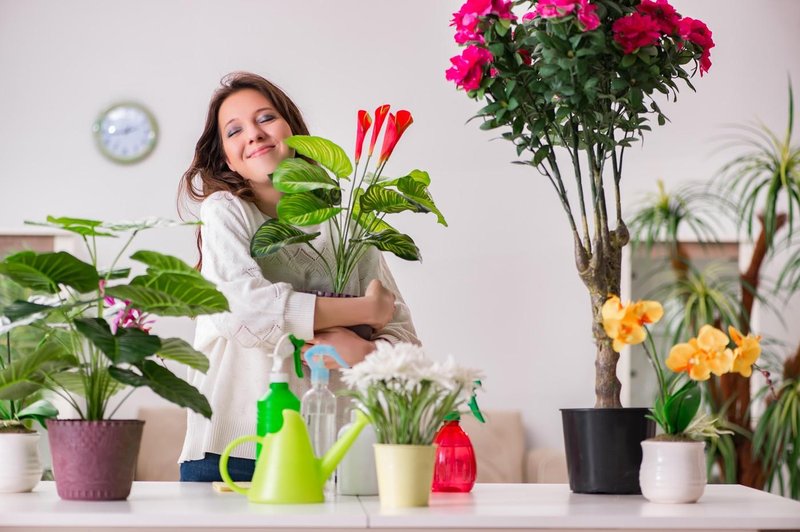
[340,342,483,508]
[601,295,763,503]
[249,105,446,338]
[0,217,229,500]
[446,0,714,492]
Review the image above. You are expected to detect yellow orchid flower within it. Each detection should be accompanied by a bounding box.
[666,325,732,381]
[728,326,762,377]
[601,295,663,352]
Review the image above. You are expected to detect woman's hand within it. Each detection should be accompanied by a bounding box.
[363,279,395,330]
[303,327,377,368]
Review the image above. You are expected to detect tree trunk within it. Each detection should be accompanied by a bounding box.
[577,226,627,408]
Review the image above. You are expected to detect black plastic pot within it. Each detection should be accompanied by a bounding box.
[561,408,654,494]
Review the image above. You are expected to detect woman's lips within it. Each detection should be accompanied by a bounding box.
[248,145,274,158]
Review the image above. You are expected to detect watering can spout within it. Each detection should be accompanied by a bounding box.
[320,410,369,482]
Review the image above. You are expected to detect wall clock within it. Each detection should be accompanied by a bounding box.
[93,102,158,164]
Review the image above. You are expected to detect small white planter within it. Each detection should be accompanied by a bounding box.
[640,439,706,504]
[0,432,43,493]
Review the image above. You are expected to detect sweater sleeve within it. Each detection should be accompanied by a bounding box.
[198,193,317,347]
[357,247,420,345]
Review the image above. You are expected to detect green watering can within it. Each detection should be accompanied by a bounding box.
[219,409,368,503]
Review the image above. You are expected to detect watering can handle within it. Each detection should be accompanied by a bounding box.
[219,434,262,495]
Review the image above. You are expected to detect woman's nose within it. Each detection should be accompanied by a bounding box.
[247,124,266,142]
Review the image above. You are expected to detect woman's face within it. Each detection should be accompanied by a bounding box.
[218,89,294,184]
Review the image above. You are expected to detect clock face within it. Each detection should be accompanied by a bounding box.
[93,103,158,164]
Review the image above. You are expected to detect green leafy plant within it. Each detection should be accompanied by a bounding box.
[250,106,446,294]
[0,216,230,421]
[446,0,713,407]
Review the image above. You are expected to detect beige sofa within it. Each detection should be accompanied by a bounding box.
[135,408,567,484]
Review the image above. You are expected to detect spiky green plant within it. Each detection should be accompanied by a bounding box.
[716,81,800,247]
[753,377,800,498]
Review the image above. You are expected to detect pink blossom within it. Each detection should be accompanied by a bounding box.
[446,45,494,92]
[678,17,714,75]
[451,0,516,44]
[522,12,537,22]
[535,0,578,19]
[577,0,600,31]
[637,0,681,35]
[612,13,661,54]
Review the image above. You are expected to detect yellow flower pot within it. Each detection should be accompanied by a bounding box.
[374,444,436,508]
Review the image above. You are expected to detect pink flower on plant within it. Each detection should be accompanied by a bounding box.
[637,0,681,35]
[111,305,154,335]
[368,105,390,157]
[612,13,661,54]
[379,111,413,163]
[451,0,516,44]
[535,0,578,19]
[446,45,494,92]
[678,17,714,76]
[354,110,372,163]
[522,11,537,22]
[576,0,600,31]
[530,0,598,32]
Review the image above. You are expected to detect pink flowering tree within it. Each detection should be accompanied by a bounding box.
[447,0,714,408]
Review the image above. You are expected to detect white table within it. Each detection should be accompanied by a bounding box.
[0,482,798,531]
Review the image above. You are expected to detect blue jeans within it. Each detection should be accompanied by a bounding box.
[180,453,255,482]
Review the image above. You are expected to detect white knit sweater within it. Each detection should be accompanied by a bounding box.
[179,191,418,462]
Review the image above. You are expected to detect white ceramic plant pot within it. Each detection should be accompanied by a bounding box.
[640,439,706,504]
[0,432,43,493]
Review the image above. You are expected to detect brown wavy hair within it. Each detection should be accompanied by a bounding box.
[177,72,311,268]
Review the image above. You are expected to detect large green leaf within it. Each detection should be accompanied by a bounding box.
[105,253,229,316]
[16,399,58,427]
[379,169,431,187]
[109,360,212,418]
[664,380,701,434]
[354,231,421,261]
[250,219,321,258]
[1,300,55,322]
[277,192,342,226]
[285,136,352,179]
[105,283,228,317]
[156,338,209,373]
[129,251,201,277]
[396,177,447,226]
[350,189,395,234]
[0,251,99,294]
[0,340,71,400]
[74,318,162,364]
[359,186,425,215]
[25,216,116,238]
[272,158,340,193]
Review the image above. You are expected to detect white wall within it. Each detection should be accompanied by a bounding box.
[0,0,798,451]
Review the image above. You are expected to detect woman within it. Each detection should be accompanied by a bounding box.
[177,72,418,482]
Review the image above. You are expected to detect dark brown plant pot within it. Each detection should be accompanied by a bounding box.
[46,419,144,501]
[306,290,374,340]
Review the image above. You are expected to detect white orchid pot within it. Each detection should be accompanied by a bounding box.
[639,439,706,504]
[0,432,43,493]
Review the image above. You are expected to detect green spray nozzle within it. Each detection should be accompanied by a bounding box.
[271,334,306,380]
[445,379,485,423]
[303,345,349,385]
[288,334,305,378]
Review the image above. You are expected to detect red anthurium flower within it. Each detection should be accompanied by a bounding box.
[369,104,391,156]
[355,110,372,163]
[379,111,414,163]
